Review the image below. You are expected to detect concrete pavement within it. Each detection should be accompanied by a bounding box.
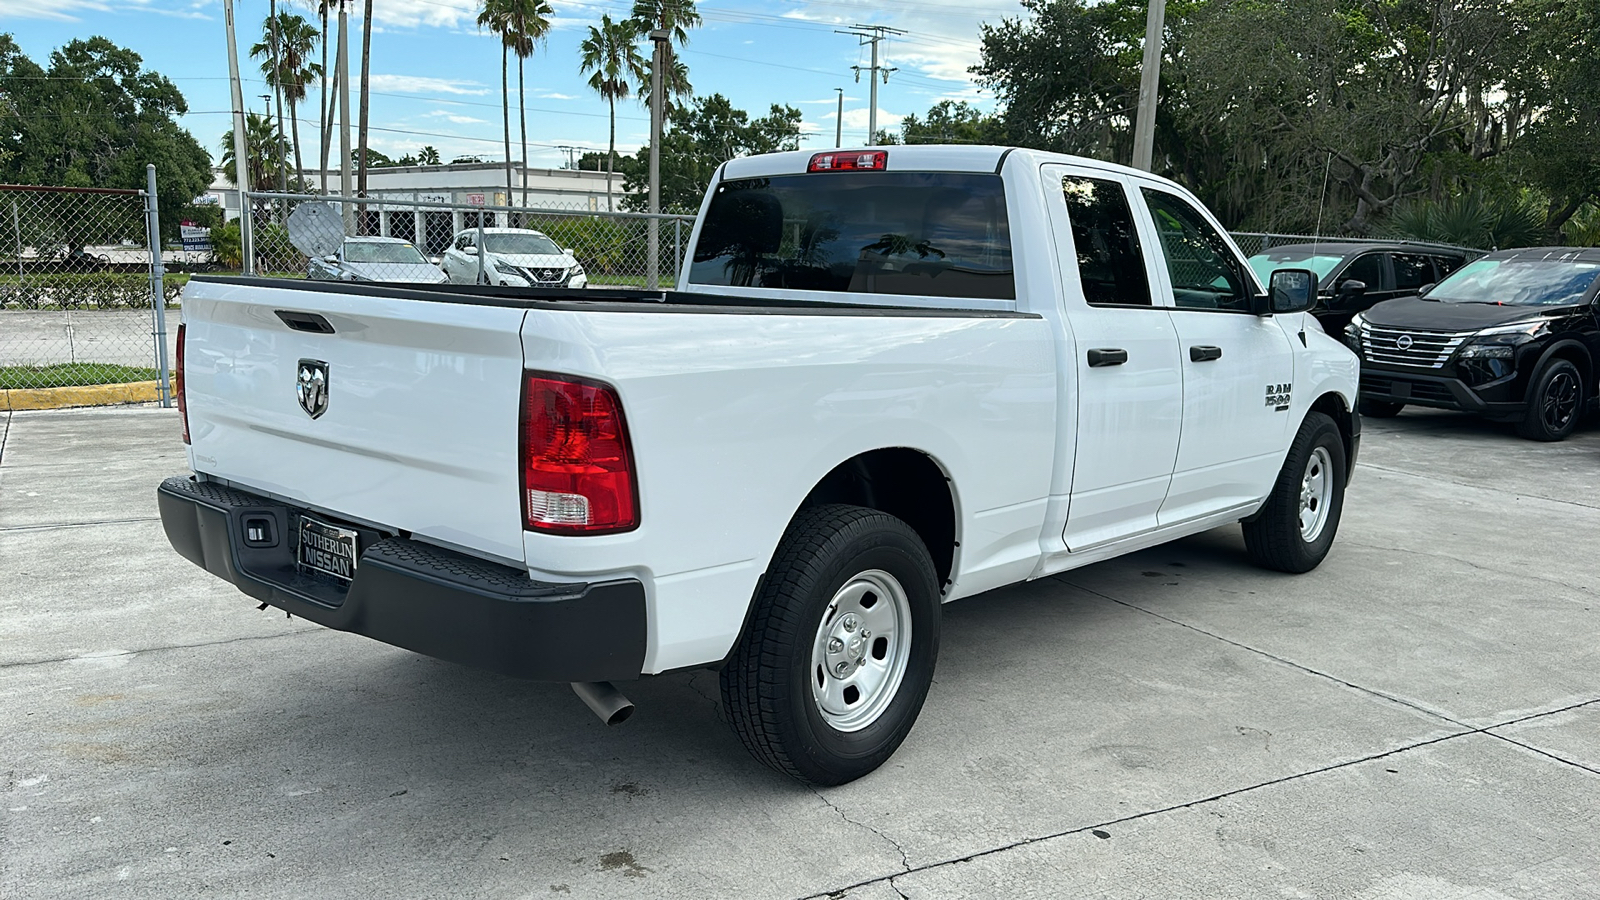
[1,405,1597,899]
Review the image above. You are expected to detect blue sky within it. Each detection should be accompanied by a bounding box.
[2,0,1023,169]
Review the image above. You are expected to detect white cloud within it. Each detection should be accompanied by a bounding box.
[840,107,905,130]
[424,110,489,125]
[368,74,490,96]
[533,92,579,101]
[2,0,111,21]
[799,96,860,105]
[366,0,478,30]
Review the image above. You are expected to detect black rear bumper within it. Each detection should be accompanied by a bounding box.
[157,476,647,682]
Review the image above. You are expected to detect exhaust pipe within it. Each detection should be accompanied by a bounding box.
[570,681,634,726]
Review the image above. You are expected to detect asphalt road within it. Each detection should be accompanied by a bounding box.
[2,405,1597,899]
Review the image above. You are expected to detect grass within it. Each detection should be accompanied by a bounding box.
[0,362,159,390]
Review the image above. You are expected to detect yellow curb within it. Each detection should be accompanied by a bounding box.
[2,380,162,411]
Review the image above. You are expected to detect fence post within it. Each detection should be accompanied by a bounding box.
[476,215,486,284]
[240,188,255,275]
[673,217,682,287]
[144,164,173,408]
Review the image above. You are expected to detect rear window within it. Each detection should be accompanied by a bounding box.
[688,172,1014,301]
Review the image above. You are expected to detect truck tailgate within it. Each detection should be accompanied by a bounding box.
[181,280,529,564]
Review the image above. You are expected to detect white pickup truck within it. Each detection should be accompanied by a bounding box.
[159,145,1359,785]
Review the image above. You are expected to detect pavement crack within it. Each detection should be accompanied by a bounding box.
[1055,575,1472,729]
[1342,540,1594,597]
[1358,462,1600,512]
[684,670,722,721]
[0,516,162,534]
[0,628,326,672]
[810,788,911,874]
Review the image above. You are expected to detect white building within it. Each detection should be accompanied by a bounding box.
[204,161,632,252]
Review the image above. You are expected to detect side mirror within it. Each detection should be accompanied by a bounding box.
[1268,268,1319,315]
[1417,282,1435,296]
[462,245,479,256]
[562,247,575,256]
[429,256,442,266]
[323,254,338,263]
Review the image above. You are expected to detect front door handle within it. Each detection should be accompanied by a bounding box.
[1189,345,1223,362]
[1087,348,1128,368]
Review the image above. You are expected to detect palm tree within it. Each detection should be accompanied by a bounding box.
[310,0,337,193]
[477,0,517,204]
[221,113,288,205]
[357,0,374,208]
[254,12,322,192]
[580,15,646,212]
[418,145,441,165]
[638,54,691,117]
[503,0,553,210]
[630,0,700,118]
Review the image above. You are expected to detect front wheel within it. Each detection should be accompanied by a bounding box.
[1516,359,1584,441]
[1242,412,1347,574]
[720,505,941,785]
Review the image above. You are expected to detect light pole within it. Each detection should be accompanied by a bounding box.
[1131,0,1166,172]
[647,28,669,290]
[338,0,354,232]
[835,87,843,147]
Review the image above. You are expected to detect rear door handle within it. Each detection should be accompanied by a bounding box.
[1189,345,1223,362]
[1087,348,1128,368]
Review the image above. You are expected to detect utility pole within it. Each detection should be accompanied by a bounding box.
[337,0,354,232]
[838,25,902,146]
[223,0,253,273]
[647,28,668,290]
[1131,0,1166,172]
[269,2,288,203]
[835,87,843,147]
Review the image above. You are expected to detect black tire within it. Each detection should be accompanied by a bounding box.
[1242,412,1347,574]
[1515,359,1584,442]
[719,504,941,786]
[1358,397,1405,418]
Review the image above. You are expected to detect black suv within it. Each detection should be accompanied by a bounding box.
[1345,247,1600,441]
[1248,241,1475,334]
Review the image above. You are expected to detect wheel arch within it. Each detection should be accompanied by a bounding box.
[1528,340,1593,399]
[794,447,958,594]
[1309,389,1359,478]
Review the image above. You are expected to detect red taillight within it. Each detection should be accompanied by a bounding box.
[520,373,637,535]
[175,323,189,444]
[808,150,888,172]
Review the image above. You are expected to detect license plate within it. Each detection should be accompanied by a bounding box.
[298,516,358,582]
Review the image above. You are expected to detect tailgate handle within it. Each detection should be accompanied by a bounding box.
[275,310,335,334]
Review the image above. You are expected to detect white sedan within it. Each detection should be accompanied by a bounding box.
[440,227,588,288]
[308,236,448,284]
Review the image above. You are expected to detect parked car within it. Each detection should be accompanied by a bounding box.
[439,227,588,288]
[160,145,1358,784]
[307,236,447,284]
[1346,246,1600,440]
[1248,241,1475,334]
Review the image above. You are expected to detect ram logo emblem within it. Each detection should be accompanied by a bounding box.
[296,359,330,419]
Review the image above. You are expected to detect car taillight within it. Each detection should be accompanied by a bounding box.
[175,323,189,444]
[520,373,637,535]
[808,150,887,172]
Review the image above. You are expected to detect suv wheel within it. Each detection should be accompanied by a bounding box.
[720,504,941,785]
[1516,359,1584,442]
[1242,412,1347,574]
[1358,397,1404,418]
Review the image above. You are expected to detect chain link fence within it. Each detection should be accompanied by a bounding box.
[242,192,696,290]
[0,182,178,402]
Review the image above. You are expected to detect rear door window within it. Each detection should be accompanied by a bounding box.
[1393,254,1433,292]
[1340,253,1385,289]
[1061,176,1151,307]
[688,172,1014,300]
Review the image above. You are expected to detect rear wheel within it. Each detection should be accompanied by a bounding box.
[1358,397,1404,418]
[1516,359,1584,442]
[1243,412,1347,574]
[720,504,940,785]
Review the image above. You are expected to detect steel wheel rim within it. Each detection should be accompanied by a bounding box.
[810,569,913,733]
[1298,446,1334,543]
[1542,371,1579,431]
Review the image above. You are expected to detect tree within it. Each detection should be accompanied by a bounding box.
[0,35,213,242]
[252,12,321,192]
[619,94,801,212]
[221,113,288,194]
[313,0,336,193]
[478,0,519,203]
[1506,0,1600,234]
[358,0,374,205]
[503,0,553,208]
[897,101,1005,146]
[581,14,647,211]
[630,0,700,116]
[418,145,442,165]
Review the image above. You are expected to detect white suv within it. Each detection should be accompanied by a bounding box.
[440,227,588,288]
